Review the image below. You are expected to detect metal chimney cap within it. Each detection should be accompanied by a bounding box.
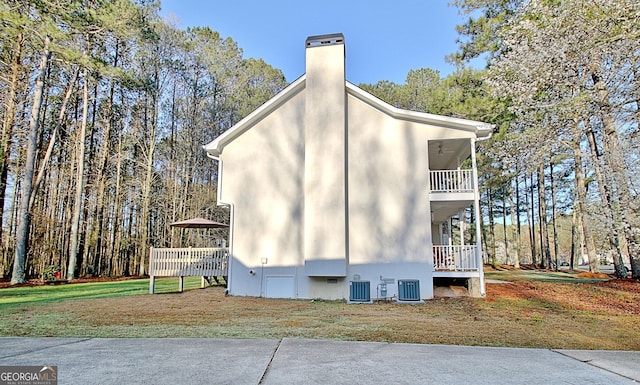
[305,33,345,48]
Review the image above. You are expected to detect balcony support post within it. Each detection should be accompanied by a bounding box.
[459,209,466,248]
[470,138,486,296]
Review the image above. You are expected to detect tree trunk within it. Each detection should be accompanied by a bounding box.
[550,162,560,271]
[572,120,598,273]
[67,69,89,280]
[591,69,636,278]
[525,172,537,266]
[585,124,627,278]
[509,177,520,268]
[487,187,497,267]
[110,128,124,276]
[538,165,551,269]
[138,83,158,276]
[502,193,508,265]
[91,76,116,276]
[11,39,51,284]
[0,34,25,243]
[169,82,178,248]
[30,67,79,209]
[570,202,577,270]
[138,135,155,276]
[515,173,523,267]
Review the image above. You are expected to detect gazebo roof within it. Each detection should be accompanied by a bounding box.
[170,217,229,229]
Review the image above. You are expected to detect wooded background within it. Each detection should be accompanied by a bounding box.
[2,0,638,283]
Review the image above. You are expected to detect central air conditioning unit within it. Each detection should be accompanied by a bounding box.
[398,280,422,302]
[349,281,372,303]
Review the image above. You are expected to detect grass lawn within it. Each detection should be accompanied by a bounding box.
[0,277,202,308]
[1,272,638,350]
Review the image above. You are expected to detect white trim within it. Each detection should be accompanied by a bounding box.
[433,271,481,278]
[204,78,494,157]
[345,82,494,137]
[203,75,307,156]
[206,153,235,294]
[470,138,486,296]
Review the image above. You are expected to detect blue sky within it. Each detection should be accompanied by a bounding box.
[159,1,473,85]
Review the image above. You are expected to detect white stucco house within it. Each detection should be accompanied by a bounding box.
[204,33,493,301]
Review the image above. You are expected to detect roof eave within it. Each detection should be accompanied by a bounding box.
[346,82,495,137]
[203,75,307,156]
[204,78,495,157]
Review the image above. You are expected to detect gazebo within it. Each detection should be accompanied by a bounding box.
[148,218,229,294]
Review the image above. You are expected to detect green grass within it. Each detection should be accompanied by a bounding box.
[0,277,203,309]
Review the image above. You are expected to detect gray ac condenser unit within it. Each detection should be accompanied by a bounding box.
[349,281,371,303]
[398,280,421,301]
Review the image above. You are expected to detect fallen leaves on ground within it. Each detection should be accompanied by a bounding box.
[2,275,633,350]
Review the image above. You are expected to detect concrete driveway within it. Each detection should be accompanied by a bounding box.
[1,337,638,384]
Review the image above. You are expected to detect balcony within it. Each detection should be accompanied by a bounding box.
[429,170,474,193]
[429,170,476,224]
[433,245,478,272]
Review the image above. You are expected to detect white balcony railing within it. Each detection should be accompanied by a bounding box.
[429,170,474,193]
[433,245,478,271]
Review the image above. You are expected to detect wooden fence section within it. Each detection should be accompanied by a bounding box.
[149,247,228,294]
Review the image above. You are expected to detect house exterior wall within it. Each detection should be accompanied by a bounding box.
[344,94,477,300]
[218,86,480,300]
[208,34,491,300]
[346,95,431,299]
[220,91,306,297]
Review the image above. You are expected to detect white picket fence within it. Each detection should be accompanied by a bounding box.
[149,247,228,293]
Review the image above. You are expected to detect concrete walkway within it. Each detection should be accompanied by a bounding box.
[1,337,638,384]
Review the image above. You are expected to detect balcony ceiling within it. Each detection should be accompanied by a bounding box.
[429,139,471,170]
[431,200,473,224]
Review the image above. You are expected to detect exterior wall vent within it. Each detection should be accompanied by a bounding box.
[398,280,421,302]
[348,281,372,303]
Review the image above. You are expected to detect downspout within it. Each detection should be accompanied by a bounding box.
[206,152,234,294]
[470,137,487,296]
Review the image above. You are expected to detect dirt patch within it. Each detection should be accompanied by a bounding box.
[434,285,469,297]
[487,278,640,314]
[576,272,610,279]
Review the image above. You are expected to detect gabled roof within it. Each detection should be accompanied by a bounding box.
[203,77,493,157]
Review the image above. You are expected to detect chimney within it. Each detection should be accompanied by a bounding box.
[305,33,345,109]
[303,33,348,276]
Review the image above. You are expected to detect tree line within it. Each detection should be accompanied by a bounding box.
[1,0,286,283]
[2,0,638,284]
[362,0,639,278]
[456,0,639,277]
